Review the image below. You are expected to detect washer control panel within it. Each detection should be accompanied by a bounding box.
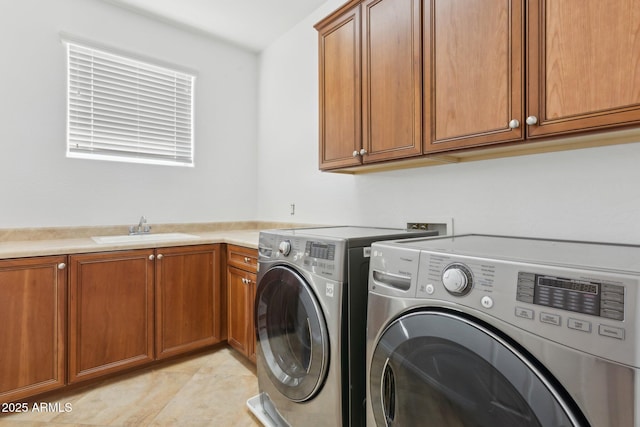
[516,272,624,321]
[304,240,336,260]
[258,231,346,281]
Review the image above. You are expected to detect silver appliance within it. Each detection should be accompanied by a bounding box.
[247,226,437,427]
[366,234,639,426]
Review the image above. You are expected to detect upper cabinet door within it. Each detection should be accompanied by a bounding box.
[527,0,640,138]
[362,0,422,162]
[425,0,524,153]
[318,6,362,170]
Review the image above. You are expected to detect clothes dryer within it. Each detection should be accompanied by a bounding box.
[247,226,437,427]
[367,234,640,426]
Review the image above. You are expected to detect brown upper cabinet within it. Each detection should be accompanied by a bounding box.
[316,0,422,170]
[424,0,524,152]
[427,0,640,152]
[527,0,640,138]
[318,0,640,169]
[425,0,640,152]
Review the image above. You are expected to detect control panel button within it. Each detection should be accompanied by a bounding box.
[516,291,534,303]
[480,296,493,309]
[516,272,535,304]
[602,283,625,294]
[598,324,625,340]
[425,284,435,295]
[567,318,592,333]
[601,300,624,311]
[601,291,624,303]
[540,312,561,326]
[515,307,534,320]
[442,264,473,295]
[601,308,624,321]
[278,240,292,256]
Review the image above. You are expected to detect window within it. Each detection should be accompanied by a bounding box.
[66,42,195,166]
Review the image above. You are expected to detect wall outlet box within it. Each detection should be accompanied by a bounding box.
[407,218,453,236]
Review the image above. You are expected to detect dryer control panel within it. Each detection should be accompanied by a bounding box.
[414,251,636,367]
[370,235,640,368]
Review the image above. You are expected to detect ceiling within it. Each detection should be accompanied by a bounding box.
[107,0,327,52]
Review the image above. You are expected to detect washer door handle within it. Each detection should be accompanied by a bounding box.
[381,358,396,425]
[305,317,312,374]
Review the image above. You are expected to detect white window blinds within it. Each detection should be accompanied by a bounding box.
[66,42,195,166]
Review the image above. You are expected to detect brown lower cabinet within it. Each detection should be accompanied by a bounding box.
[69,244,223,383]
[226,245,258,363]
[155,245,223,359]
[68,249,155,383]
[0,256,67,403]
[2,243,226,401]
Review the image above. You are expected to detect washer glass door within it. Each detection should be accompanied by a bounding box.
[370,311,585,427]
[256,265,329,402]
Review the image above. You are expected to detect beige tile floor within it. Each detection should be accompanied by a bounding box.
[0,345,261,426]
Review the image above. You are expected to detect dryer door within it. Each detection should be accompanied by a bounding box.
[256,265,329,402]
[369,310,586,427]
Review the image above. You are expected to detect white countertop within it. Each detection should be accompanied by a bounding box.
[0,229,260,259]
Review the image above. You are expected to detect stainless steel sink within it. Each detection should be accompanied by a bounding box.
[91,232,200,244]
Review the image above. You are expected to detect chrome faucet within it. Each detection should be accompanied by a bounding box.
[129,216,151,235]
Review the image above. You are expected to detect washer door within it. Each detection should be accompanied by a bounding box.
[256,265,329,402]
[370,310,586,427]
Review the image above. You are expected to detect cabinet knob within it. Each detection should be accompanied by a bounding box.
[157,254,164,260]
[359,148,367,156]
[352,150,359,157]
[149,254,155,261]
[526,116,538,125]
[508,119,520,129]
[57,262,66,270]
[244,257,251,263]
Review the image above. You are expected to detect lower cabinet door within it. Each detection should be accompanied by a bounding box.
[155,245,222,359]
[248,277,257,363]
[227,266,256,359]
[0,256,67,403]
[68,250,155,383]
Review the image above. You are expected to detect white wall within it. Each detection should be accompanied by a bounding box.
[3,0,639,243]
[257,0,640,244]
[0,0,258,228]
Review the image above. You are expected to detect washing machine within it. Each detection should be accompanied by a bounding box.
[366,234,640,426]
[246,226,437,427]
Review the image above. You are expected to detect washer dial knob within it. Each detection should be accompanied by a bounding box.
[442,264,473,295]
[278,240,292,256]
